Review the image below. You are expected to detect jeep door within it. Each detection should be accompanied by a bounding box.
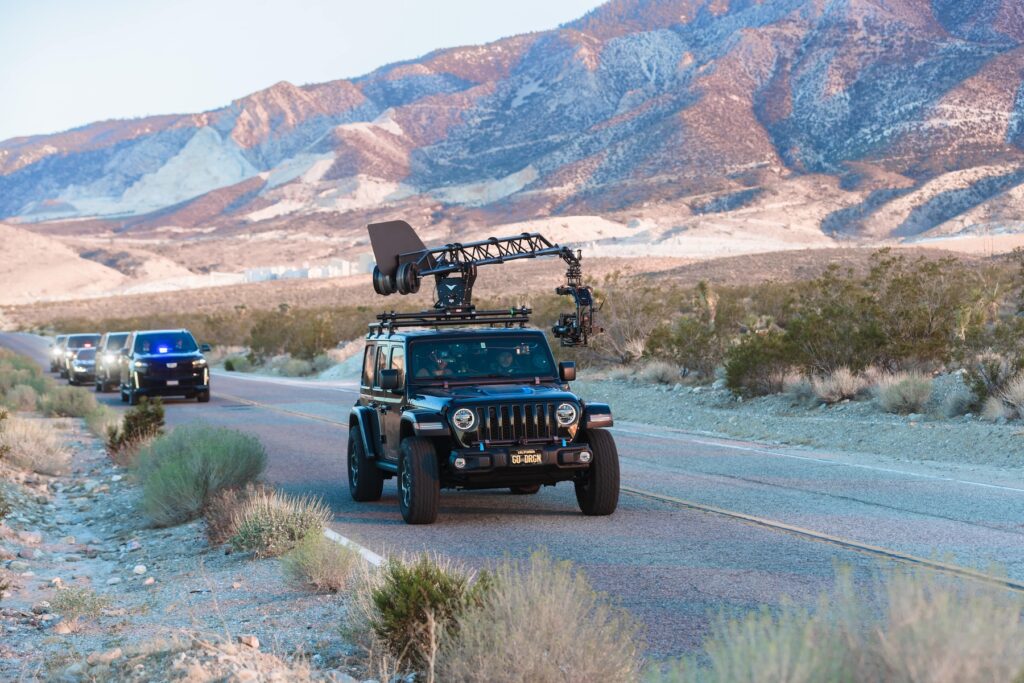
[379,344,406,460]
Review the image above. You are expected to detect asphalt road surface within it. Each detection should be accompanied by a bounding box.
[4,332,1023,657]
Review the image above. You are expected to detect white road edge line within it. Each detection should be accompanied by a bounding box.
[608,427,1024,494]
[323,528,384,567]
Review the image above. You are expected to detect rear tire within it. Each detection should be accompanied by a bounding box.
[348,428,384,502]
[197,390,210,403]
[127,390,139,406]
[574,429,620,516]
[398,436,440,524]
[509,484,541,495]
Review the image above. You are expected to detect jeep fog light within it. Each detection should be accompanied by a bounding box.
[556,403,578,426]
[579,451,592,463]
[454,457,467,470]
[452,408,476,431]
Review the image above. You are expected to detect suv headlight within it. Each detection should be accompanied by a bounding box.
[452,408,476,431]
[556,403,578,426]
[103,353,116,364]
[193,358,208,368]
[133,361,149,370]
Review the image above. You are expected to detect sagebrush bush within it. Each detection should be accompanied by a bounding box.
[811,367,869,404]
[940,386,975,418]
[202,483,266,545]
[229,489,329,558]
[439,552,642,683]
[725,332,792,397]
[981,395,1009,422]
[647,316,721,379]
[38,385,99,418]
[654,568,1024,683]
[782,372,816,406]
[224,355,253,372]
[138,424,266,527]
[638,361,679,385]
[0,415,71,475]
[965,354,1020,408]
[106,397,164,466]
[84,405,120,439]
[50,586,110,632]
[4,384,38,412]
[0,488,10,520]
[312,354,335,373]
[874,372,933,415]
[356,555,493,672]
[268,356,314,377]
[281,532,359,593]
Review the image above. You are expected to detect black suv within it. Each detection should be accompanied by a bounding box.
[95,331,130,392]
[60,333,100,378]
[119,329,211,405]
[348,327,618,524]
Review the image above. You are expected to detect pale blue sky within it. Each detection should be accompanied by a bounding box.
[0,0,603,141]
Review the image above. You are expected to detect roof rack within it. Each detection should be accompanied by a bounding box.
[369,307,532,335]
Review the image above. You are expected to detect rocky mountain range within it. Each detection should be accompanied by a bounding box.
[3,0,1024,256]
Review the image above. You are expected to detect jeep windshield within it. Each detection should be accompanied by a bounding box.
[134,332,198,355]
[410,335,557,384]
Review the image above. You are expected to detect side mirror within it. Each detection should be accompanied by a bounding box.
[379,368,401,392]
[559,361,576,382]
[200,343,212,353]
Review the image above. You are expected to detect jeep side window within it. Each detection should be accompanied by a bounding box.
[374,345,389,388]
[361,345,376,388]
[390,346,405,391]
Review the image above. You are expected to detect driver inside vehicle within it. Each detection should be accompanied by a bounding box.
[495,349,517,375]
[416,350,454,378]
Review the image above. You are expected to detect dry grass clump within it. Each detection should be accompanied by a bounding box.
[653,567,1024,683]
[607,366,636,382]
[4,384,39,412]
[438,552,642,683]
[137,424,266,527]
[874,372,933,415]
[201,483,266,546]
[0,414,71,475]
[50,586,110,633]
[638,361,679,385]
[981,395,1010,422]
[811,367,870,404]
[997,372,1024,419]
[229,489,330,558]
[38,385,99,418]
[281,533,359,593]
[783,372,816,405]
[939,385,975,418]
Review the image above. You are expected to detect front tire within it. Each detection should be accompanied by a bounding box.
[398,436,440,524]
[574,429,620,516]
[348,428,384,502]
[196,390,210,403]
[127,390,139,406]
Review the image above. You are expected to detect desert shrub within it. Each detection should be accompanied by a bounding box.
[50,586,110,632]
[84,405,120,439]
[981,395,1010,422]
[106,397,164,466]
[4,384,39,412]
[647,317,721,379]
[311,353,335,373]
[782,372,816,406]
[998,372,1024,419]
[38,385,99,418]
[0,350,53,396]
[964,354,1021,409]
[811,367,869,404]
[874,372,933,415]
[224,355,252,373]
[439,552,642,683]
[0,415,71,475]
[725,332,793,397]
[270,356,314,377]
[940,386,975,418]
[229,489,330,558]
[202,483,266,545]
[281,532,359,593]
[654,567,1024,683]
[0,490,9,519]
[607,366,635,382]
[138,424,266,527]
[638,361,679,385]
[358,555,493,672]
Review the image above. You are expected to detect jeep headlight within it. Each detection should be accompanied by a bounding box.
[452,408,476,431]
[556,403,578,426]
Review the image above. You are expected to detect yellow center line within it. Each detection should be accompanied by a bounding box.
[621,485,1024,594]
[216,391,351,428]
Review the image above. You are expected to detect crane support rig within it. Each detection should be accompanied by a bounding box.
[367,220,601,346]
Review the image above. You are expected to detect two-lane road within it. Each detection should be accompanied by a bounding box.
[5,332,1022,656]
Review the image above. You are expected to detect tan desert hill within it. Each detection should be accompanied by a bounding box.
[0,223,129,305]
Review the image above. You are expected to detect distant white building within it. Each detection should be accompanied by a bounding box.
[244,255,374,283]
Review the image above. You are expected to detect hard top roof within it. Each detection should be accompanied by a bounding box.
[132,329,194,336]
[367,327,546,341]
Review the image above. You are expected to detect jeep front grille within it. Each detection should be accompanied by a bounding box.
[471,403,559,444]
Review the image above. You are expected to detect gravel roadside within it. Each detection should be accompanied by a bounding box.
[573,378,1024,471]
[0,418,360,681]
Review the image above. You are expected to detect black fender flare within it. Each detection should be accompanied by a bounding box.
[350,406,380,459]
[401,409,450,439]
[582,402,613,430]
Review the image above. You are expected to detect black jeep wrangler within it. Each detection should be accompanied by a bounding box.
[348,221,617,524]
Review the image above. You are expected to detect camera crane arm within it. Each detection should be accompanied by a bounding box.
[368,222,599,347]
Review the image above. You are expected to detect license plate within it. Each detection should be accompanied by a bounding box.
[166,380,179,386]
[510,449,542,465]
